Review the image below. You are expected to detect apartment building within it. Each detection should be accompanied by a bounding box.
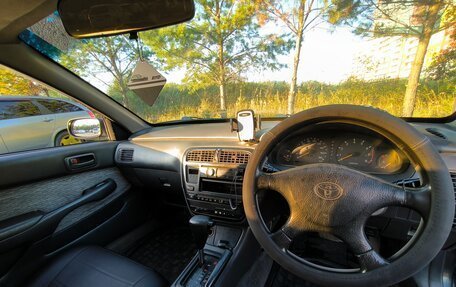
[352,3,453,80]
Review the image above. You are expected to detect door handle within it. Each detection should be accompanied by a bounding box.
[42,118,54,122]
[65,153,97,170]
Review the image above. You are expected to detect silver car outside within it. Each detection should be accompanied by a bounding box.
[0,96,93,154]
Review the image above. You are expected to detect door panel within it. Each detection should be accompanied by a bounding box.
[0,141,149,286]
[0,167,129,229]
[0,177,119,253]
[54,169,130,232]
[0,141,117,187]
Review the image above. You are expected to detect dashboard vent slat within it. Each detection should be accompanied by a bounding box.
[451,172,456,229]
[186,150,216,163]
[426,128,447,139]
[119,148,134,162]
[218,150,251,164]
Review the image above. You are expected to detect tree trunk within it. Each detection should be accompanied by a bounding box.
[104,39,131,110]
[218,40,226,113]
[42,88,51,97]
[402,2,442,117]
[287,0,306,115]
[215,0,227,114]
[287,31,304,115]
[219,81,226,112]
[218,42,227,114]
[119,80,130,109]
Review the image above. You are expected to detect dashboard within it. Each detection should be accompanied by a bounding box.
[114,118,456,253]
[116,119,455,219]
[268,125,410,174]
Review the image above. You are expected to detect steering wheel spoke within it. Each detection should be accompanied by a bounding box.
[333,219,388,271]
[269,228,294,251]
[256,171,292,202]
[379,183,431,220]
[256,172,271,190]
[268,218,307,251]
[357,250,388,272]
[361,178,431,222]
[401,185,431,220]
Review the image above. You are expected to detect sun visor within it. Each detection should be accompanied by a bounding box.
[128,60,167,106]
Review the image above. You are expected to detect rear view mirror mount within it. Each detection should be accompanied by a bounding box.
[58,0,195,39]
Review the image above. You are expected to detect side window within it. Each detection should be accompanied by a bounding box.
[0,65,109,154]
[0,100,42,120]
[37,99,83,113]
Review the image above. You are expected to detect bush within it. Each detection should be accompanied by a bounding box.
[108,78,455,122]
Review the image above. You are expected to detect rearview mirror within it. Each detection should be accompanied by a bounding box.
[68,118,102,139]
[58,0,195,39]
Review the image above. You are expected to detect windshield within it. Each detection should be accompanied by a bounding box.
[19,3,456,123]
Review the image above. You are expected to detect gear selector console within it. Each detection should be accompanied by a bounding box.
[172,215,232,287]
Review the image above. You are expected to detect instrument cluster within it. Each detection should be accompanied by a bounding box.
[270,131,409,174]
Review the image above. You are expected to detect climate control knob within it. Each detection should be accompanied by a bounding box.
[207,168,216,177]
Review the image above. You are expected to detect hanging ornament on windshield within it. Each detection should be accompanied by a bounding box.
[127,32,167,106]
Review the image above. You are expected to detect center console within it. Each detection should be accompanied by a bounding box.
[172,215,244,287]
[177,148,262,287]
[182,148,252,221]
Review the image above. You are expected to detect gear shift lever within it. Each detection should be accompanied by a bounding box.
[189,215,214,266]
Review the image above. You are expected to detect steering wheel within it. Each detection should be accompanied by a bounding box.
[243,105,454,287]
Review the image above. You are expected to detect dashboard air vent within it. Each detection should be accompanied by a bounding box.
[451,172,456,229]
[186,150,216,163]
[218,150,251,164]
[426,128,447,139]
[119,149,134,162]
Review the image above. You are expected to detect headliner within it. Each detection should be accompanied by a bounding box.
[0,0,56,44]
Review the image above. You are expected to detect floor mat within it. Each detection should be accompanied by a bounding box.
[237,252,274,287]
[268,265,320,287]
[268,264,413,287]
[127,226,197,283]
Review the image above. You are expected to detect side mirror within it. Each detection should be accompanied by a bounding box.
[67,118,102,139]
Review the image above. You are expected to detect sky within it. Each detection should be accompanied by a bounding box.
[161,25,367,85]
[253,27,366,83]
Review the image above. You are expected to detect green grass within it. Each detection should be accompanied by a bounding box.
[109,78,455,123]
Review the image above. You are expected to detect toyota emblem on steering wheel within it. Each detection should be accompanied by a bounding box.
[313,182,344,200]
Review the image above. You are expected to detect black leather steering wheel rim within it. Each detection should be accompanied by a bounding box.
[243,105,454,287]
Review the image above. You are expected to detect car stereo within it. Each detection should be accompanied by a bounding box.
[182,148,252,221]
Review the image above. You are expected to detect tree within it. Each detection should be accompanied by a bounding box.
[259,0,329,115]
[0,67,50,96]
[142,0,291,114]
[60,36,150,109]
[328,0,455,116]
[427,45,456,80]
[426,30,456,80]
